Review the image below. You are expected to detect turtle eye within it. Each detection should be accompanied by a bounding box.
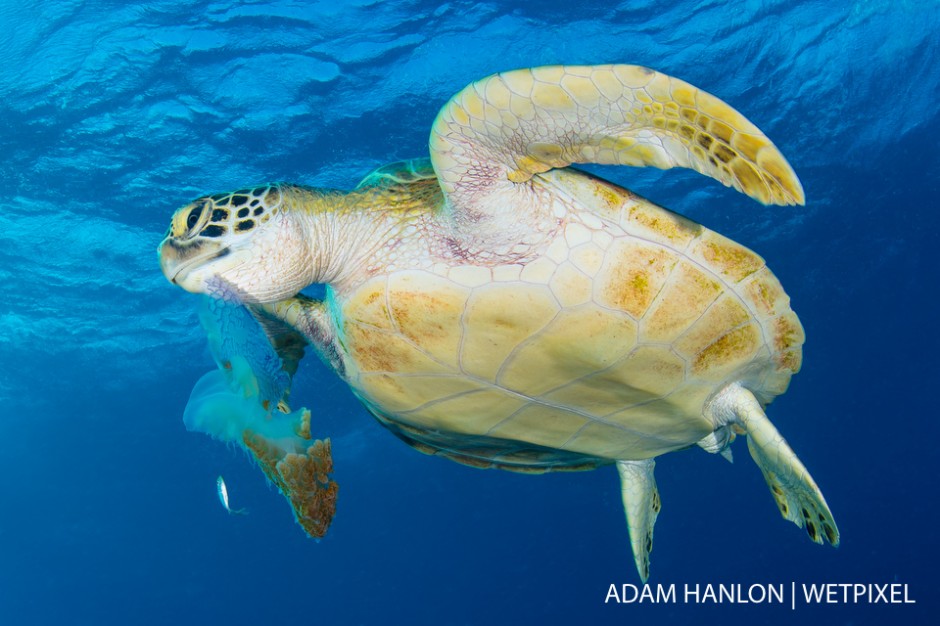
[181,201,213,237]
[186,206,201,231]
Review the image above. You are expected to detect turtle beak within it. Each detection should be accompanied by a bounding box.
[158,236,190,285]
[158,236,229,291]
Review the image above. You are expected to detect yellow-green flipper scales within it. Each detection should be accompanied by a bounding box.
[159,64,836,581]
[431,66,803,224]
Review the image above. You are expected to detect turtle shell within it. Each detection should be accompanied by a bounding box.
[328,167,803,471]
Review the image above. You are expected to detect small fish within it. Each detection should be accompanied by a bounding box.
[217,475,248,515]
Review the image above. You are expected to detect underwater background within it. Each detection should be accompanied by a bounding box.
[1,0,937,624]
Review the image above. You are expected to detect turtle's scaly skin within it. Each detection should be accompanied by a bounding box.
[159,65,837,581]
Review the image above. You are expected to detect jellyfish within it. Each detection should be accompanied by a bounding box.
[182,295,338,538]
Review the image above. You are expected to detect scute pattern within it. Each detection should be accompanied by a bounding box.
[596,241,677,318]
[641,261,722,342]
[690,230,766,282]
[500,306,638,396]
[460,284,559,381]
[387,272,466,369]
[333,198,802,462]
[487,404,590,450]
[691,323,762,379]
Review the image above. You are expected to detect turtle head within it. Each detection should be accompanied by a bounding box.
[158,184,315,303]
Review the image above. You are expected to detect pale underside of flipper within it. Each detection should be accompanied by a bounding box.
[254,293,347,378]
[707,384,839,547]
[617,459,660,583]
[429,64,804,229]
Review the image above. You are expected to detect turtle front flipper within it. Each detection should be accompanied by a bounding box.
[430,64,803,232]
[253,293,346,379]
[617,459,661,583]
[708,384,840,547]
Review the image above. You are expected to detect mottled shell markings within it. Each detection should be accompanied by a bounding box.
[336,206,799,460]
[596,241,677,319]
[387,272,466,370]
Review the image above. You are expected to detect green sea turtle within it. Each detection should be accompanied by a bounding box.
[158,64,838,580]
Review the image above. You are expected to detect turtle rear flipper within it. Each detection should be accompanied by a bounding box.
[709,384,840,546]
[617,459,660,583]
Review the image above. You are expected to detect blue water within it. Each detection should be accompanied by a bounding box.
[1,1,937,624]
